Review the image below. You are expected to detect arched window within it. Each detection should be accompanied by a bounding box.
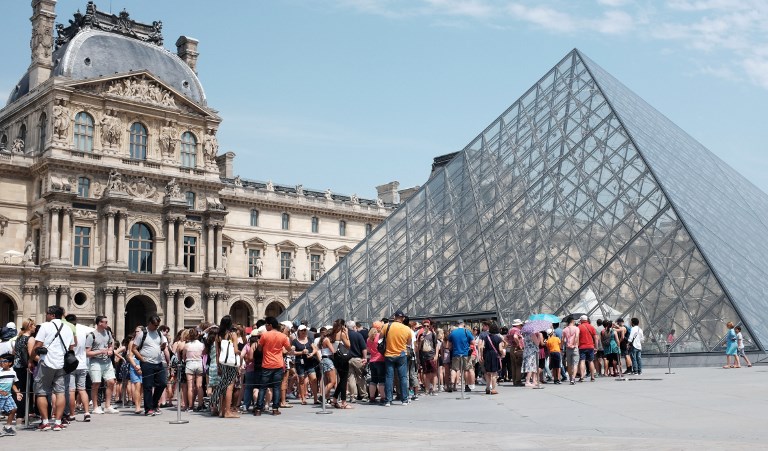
[18,123,27,144]
[180,131,196,168]
[365,223,373,236]
[0,134,7,150]
[311,216,319,234]
[39,113,47,152]
[74,112,94,152]
[186,191,196,210]
[77,177,90,198]
[128,223,153,274]
[250,209,259,227]
[339,220,347,237]
[129,122,148,160]
[281,213,290,230]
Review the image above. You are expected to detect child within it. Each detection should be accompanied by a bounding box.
[734,326,751,368]
[0,353,22,436]
[546,330,562,385]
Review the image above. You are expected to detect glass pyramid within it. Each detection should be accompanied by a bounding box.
[282,49,767,354]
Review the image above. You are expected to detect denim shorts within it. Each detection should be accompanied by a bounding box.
[128,363,142,384]
[579,348,595,362]
[321,357,334,373]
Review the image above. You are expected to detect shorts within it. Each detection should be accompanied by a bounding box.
[295,361,317,378]
[89,360,116,382]
[606,353,618,364]
[69,368,88,391]
[34,362,66,396]
[565,348,579,369]
[549,352,561,370]
[596,350,605,358]
[538,358,546,370]
[620,344,629,357]
[420,357,437,374]
[451,355,471,372]
[128,362,142,384]
[321,357,335,373]
[369,361,385,384]
[737,348,747,358]
[185,360,203,376]
[579,348,595,362]
[0,395,16,413]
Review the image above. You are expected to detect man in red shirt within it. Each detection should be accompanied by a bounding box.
[254,317,291,416]
[577,315,598,382]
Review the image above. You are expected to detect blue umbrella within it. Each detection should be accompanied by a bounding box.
[521,320,552,335]
[528,313,561,324]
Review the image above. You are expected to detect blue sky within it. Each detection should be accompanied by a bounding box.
[1,0,767,198]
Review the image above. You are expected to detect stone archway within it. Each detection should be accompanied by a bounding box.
[264,300,285,318]
[229,300,252,327]
[0,292,16,326]
[125,295,158,333]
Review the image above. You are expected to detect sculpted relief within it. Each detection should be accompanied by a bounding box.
[102,169,161,202]
[105,77,176,108]
[53,101,71,140]
[100,111,122,147]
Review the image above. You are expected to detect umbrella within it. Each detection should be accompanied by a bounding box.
[528,313,561,324]
[521,320,551,335]
[3,250,23,256]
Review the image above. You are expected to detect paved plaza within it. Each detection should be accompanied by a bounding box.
[2,364,765,450]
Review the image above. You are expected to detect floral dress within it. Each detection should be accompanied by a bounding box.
[522,332,538,373]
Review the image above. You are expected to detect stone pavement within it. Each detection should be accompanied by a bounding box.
[2,365,765,450]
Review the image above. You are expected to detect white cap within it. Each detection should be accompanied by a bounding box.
[281,320,294,330]
[297,325,308,331]
[5,322,15,329]
[579,315,588,322]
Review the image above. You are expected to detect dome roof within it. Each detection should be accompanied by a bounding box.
[7,28,206,106]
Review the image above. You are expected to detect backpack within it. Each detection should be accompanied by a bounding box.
[601,329,612,348]
[136,327,149,351]
[420,330,436,353]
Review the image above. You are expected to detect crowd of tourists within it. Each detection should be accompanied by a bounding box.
[0,304,752,435]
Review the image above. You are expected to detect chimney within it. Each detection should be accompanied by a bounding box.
[28,0,56,90]
[176,36,199,73]
[376,181,400,205]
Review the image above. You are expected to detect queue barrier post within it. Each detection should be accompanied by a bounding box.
[316,358,332,415]
[665,344,675,375]
[169,363,189,425]
[456,356,470,400]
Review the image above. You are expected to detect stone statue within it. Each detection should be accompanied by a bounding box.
[221,251,228,274]
[203,129,219,163]
[11,138,25,153]
[234,175,242,187]
[319,261,326,277]
[295,184,304,196]
[254,256,263,276]
[100,113,122,146]
[324,189,333,200]
[289,261,297,280]
[106,169,125,192]
[376,198,384,207]
[350,193,359,205]
[23,238,36,263]
[165,177,182,199]
[53,102,71,140]
[159,121,178,159]
[265,180,274,192]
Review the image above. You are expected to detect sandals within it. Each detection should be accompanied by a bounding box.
[333,402,353,409]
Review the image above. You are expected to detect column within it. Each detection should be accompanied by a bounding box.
[166,217,176,269]
[49,207,60,260]
[215,225,224,270]
[61,287,71,312]
[117,212,127,264]
[45,286,58,308]
[106,212,115,263]
[103,288,115,325]
[206,225,214,271]
[165,290,176,333]
[176,290,185,330]
[177,219,185,269]
[216,293,228,324]
[115,288,126,340]
[22,287,35,320]
[206,293,215,323]
[60,209,72,262]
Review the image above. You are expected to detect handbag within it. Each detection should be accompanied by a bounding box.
[377,326,389,355]
[218,339,240,367]
[53,323,79,374]
[333,337,352,363]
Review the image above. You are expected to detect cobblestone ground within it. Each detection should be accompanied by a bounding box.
[2,366,765,449]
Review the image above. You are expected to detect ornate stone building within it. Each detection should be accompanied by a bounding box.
[0,1,397,339]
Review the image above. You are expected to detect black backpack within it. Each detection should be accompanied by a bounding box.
[601,329,612,348]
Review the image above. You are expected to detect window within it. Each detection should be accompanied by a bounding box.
[0,134,7,149]
[180,131,196,168]
[183,236,197,272]
[280,251,292,280]
[281,213,290,230]
[339,220,347,237]
[77,177,90,198]
[248,249,261,277]
[186,191,195,210]
[39,113,47,152]
[18,124,26,145]
[129,122,148,160]
[128,223,153,274]
[310,254,321,281]
[74,112,94,152]
[250,209,259,227]
[365,223,373,236]
[73,226,91,267]
[311,216,319,234]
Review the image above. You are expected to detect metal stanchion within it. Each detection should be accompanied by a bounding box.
[615,351,627,381]
[169,367,188,424]
[456,356,470,400]
[316,359,332,415]
[23,371,35,429]
[665,344,675,375]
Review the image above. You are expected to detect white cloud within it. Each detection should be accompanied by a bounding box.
[506,4,633,35]
[597,0,629,6]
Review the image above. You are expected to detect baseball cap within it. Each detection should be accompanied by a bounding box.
[5,322,15,329]
[394,309,405,317]
[281,320,294,330]
[297,325,308,331]
[579,315,588,322]
[511,319,523,326]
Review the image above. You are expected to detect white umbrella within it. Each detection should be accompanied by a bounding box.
[4,250,23,256]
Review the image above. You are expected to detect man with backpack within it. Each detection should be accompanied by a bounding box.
[29,305,75,431]
[86,315,118,416]
[417,319,439,395]
[448,320,475,392]
[128,314,168,416]
[381,310,412,406]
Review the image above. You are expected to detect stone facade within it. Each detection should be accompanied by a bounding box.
[0,1,395,338]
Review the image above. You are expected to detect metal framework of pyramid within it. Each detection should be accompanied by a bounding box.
[283,49,768,355]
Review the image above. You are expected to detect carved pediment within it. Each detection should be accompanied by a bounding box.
[243,237,268,253]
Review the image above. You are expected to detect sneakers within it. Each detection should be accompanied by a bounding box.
[464,385,471,392]
[105,406,120,414]
[384,402,391,407]
[92,406,105,415]
[52,423,63,432]
[145,409,156,416]
[2,426,16,436]
[570,379,575,385]
[401,400,410,406]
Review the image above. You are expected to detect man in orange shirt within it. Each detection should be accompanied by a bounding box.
[381,310,412,406]
[254,317,291,416]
